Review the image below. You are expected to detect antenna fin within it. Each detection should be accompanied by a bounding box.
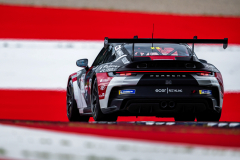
[152,24,154,39]
[192,36,197,52]
[191,36,197,61]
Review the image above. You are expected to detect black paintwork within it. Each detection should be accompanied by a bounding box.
[69,42,222,116]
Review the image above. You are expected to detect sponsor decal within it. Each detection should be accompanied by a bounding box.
[199,90,212,95]
[169,89,182,93]
[122,57,130,64]
[99,85,106,90]
[99,64,120,73]
[155,89,166,92]
[119,89,136,95]
[99,93,105,98]
[155,88,183,93]
[116,50,124,56]
[115,45,121,51]
[117,51,124,57]
[107,65,120,68]
[115,45,124,56]
[99,68,118,73]
[96,73,113,100]
[100,79,110,82]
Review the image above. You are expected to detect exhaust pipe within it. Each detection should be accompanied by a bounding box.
[169,101,175,108]
[161,101,167,108]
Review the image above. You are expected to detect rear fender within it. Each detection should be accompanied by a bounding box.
[96,72,143,109]
[191,74,223,110]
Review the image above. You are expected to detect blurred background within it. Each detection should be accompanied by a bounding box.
[0,0,240,122]
[0,1,240,160]
[0,0,240,121]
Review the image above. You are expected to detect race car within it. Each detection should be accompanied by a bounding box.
[66,36,228,122]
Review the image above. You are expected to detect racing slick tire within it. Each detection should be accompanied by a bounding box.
[174,114,195,121]
[67,80,90,122]
[91,78,118,121]
[196,111,221,122]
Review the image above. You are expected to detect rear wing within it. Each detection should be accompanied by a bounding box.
[104,37,228,49]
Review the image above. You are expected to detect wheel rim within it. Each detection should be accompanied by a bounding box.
[91,80,98,118]
[66,82,73,117]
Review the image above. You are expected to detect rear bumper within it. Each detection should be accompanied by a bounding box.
[101,85,221,117]
[102,98,219,116]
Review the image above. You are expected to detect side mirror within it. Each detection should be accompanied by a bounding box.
[199,59,207,63]
[76,59,88,68]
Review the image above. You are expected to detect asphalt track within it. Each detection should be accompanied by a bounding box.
[1,120,240,148]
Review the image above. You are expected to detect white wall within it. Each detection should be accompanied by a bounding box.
[0,40,239,91]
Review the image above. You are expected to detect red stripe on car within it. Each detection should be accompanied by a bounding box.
[72,77,77,82]
[70,73,77,76]
[116,71,211,73]
[96,73,113,100]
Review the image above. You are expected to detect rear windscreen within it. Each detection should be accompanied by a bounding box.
[123,43,190,57]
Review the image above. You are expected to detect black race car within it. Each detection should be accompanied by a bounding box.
[66,36,227,122]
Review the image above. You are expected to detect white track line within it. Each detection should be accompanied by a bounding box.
[0,124,240,160]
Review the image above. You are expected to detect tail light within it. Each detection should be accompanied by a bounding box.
[197,72,212,76]
[119,73,132,76]
[108,72,137,77]
[215,72,224,97]
[200,73,209,76]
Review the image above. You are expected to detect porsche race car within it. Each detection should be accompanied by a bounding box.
[66,36,228,122]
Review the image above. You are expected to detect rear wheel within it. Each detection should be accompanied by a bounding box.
[174,114,195,121]
[67,80,89,122]
[91,78,118,121]
[196,111,221,122]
